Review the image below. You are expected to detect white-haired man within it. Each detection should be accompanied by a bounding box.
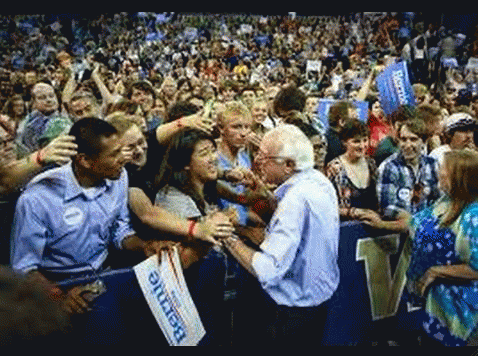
[223,124,340,346]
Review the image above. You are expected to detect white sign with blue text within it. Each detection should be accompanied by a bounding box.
[133,249,205,346]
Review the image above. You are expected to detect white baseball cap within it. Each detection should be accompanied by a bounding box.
[444,112,477,133]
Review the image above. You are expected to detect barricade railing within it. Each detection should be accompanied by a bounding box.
[57,221,422,346]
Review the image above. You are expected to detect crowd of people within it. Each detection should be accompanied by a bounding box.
[2,12,478,347]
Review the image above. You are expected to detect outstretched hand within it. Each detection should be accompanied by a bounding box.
[221,167,251,185]
[416,266,443,297]
[242,169,276,201]
[196,211,235,244]
[357,209,384,229]
[91,62,101,79]
[41,135,78,166]
[0,141,16,169]
[144,240,178,257]
[182,109,215,135]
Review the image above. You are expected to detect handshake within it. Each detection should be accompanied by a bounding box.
[143,207,238,270]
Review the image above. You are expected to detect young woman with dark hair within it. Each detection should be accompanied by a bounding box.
[155,128,232,346]
[325,119,378,221]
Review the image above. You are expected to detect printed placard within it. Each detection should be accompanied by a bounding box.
[376,61,416,117]
[306,60,322,73]
[133,249,205,346]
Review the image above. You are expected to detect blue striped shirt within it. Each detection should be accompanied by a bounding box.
[216,149,251,226]
[15,110,73,157]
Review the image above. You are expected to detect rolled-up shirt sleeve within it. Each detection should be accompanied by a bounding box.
[11,194,49,273]
[252,191,304,287]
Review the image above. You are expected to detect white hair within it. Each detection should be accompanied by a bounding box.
[264,124,314,171]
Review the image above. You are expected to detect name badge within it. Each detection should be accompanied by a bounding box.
[398,188,411,201]
[423,186,430,197]
[63,207,84,226]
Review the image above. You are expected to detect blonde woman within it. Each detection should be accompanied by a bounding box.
[407,150,478,346]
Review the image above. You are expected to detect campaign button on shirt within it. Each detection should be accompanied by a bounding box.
[398,188,411,202]
[63,207,84,226]
[423,186,431,197]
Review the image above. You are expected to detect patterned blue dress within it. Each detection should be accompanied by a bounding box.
[407,197,478,346]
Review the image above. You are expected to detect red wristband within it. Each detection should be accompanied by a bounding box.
[177,117,184,129]
[188,220,197,239]
[35,149,44,166]
[48,286,64,301]
[237,194,247,205]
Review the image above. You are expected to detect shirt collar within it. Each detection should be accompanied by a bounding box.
[217,148,246,168]
[29,109,59,118]
[63,162,112,202]
[396,150,428,168]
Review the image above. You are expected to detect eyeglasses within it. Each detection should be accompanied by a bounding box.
[255,151,288,164]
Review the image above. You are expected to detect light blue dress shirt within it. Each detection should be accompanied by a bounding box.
[252,168,340,307]
[11,163,135,274]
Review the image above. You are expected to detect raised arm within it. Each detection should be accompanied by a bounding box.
[61,68,78,106]
[90,63,115,106]
[155,110,214,145]
[0,135,77,194]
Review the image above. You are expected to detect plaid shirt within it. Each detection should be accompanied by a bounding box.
[377,151,440,219]
[15,110,72,158]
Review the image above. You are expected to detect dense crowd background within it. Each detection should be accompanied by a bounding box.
[2,12,478,347]
[0,12,476,120]
[0,12,474,108]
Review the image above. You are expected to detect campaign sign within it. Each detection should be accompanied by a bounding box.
[306,60,322,73]
[156,12,174,24]
[255,35,270,47]
[184,27,198,42]
[315,99,369,131]
[134,251,205,346]
[466,57,478,71]
[240,24,253,34]
[376,61,416,117]
[145,31,164,43]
